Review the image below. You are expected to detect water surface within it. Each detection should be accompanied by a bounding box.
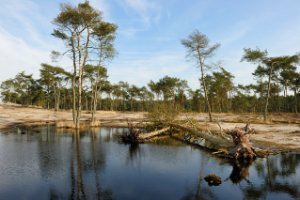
[0,126,299,200]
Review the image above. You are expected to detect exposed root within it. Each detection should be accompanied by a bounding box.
[225,124,257,160]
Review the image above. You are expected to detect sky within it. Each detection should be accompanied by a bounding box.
[0,0,300,90]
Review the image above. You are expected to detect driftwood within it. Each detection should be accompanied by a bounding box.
[138,127,170,140]
[121,122,170,143]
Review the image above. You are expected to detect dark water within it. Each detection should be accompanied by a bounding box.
[0,126,300,200]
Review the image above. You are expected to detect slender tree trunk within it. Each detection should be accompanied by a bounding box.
[71,34,77,125]
[142,99,145,112]
[54,83,61,111]
[196,49,212,121]
[91,71,100,123]
[57,90,60,111]
[264,63,274,122]
[72,77,76,123]
[92,89,97,121]
[130,98,133,111]
[91,83,98,122]
[75,33,82,129]
[47,86,50,109]
[199,60,212,122]
[75,29,90,129]
[283,82,288,112]
[98,91,102,110]
[90,85,95,121]
[294,89,298,114]
[218,99,221,113]
[54,89,59,111]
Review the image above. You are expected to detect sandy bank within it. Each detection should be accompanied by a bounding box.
[1,103,299,151]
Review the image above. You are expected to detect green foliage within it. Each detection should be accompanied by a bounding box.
[182,30,220,121]
[2,18,300,117]
[147,102,180,123]
[208,67,235,112]
[241,48,268,63]
[181,30,220,62]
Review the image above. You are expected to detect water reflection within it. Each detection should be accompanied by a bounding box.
[128,143,141,161]
[242,154,300,199]
[35,127,113,200]
[0,127,300,200]
[228,160,252,184]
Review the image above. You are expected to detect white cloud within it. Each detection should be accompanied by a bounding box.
[0,0,72,83]
[122,0,161,26]
[0,27,51,82]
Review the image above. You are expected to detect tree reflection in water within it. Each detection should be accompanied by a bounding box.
[1,127,300,200]
[227,160,252,184]
[74,129,86,199]
[69,128,113,200]
[90,128,113,200]
[238,154,300,199]
[181,151,216,200]
[180,150,300,200]
[127,143,142,162]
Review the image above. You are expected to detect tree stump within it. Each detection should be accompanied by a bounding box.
[204,174,222,186]
[225,124,256,160]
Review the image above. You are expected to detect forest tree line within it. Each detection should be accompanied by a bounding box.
[1,57,299,114]
[0,1,300,126]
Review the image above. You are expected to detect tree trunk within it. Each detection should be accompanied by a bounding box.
[294,89,298,114]
[75,33,82,129]
[200,64,213,122]
[55,89,60,111]
[72,76,76,124]
[91,85,98,122]
[71,34,77,125]
[111,98,115,111]
[47,86,50,109]
[91,71,100,123]
[196,49,213,122]
[264,63,274,122]
[75,29,91,129]
[138,127,170,140]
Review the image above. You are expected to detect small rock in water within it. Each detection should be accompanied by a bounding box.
[204,173,222,186]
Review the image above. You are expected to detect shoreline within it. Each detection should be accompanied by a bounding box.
[1,103,299,152]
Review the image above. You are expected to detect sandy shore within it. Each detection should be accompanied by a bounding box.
[1,103,299,151]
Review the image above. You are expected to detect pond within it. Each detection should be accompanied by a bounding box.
[0,126,299,200]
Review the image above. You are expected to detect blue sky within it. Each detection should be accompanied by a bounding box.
[0,0,300,89]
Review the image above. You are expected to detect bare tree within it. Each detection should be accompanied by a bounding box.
[181,30,220,122]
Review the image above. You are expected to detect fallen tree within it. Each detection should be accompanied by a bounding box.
[120,121,171,143]
[138,127,171,140]
[120,113,263,160]
[172,122,257,160]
